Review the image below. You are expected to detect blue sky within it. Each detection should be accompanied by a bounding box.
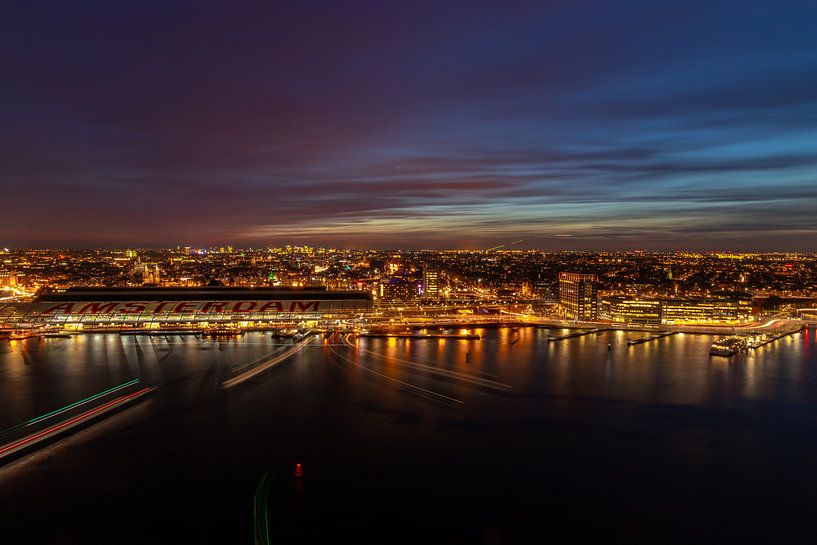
[1,0,816,249]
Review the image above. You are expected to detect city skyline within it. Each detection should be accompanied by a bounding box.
[5,4,817,543]
[3,1,817,250]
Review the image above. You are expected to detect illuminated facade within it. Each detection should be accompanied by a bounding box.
[0,287,372,330]
[599,295,752,325]
[559,272,598,320]
[378,279,419,301]
[422,267,440,299]
[599,296,662,324]
[0,273,18,288]
[660,297,752,324]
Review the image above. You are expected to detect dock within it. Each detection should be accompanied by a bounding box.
[118,329,202,336]
[749,326,803,349]
[546,328,607,342]
[359,332,480,340]
[627,331,676,345]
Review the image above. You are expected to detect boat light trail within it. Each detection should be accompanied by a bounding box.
[0,387,152,458]
[0,378,140,436]
[328,343,464,405]
[222,336,314,388]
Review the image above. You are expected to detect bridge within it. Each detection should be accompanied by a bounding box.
[798,309,817,325]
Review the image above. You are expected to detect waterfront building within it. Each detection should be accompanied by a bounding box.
[0,286,372,330]
[599,296,662,324]
[599,294,753,325]
[660,296,752,324]
[559,272,598,320]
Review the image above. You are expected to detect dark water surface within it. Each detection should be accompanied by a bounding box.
[2,327,817,544]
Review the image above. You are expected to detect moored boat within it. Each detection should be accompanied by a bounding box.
[202,325,245,337]
[709,335,747,357]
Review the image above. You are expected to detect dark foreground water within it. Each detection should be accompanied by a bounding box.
[2,327,817,544]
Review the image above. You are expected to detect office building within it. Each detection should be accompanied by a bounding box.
[660,296,752,324]
[599,296,662,324]
[559,272,598,320]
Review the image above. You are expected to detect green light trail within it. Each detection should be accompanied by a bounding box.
[0,378,140,436]
[253,472,272,545]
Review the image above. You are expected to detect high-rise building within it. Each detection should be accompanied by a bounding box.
[422,267,440,299]
[559,272,598,320]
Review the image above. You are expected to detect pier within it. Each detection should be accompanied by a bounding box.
[547,328,607,342]
[359,332,480,340]
[749,326,803,349]
[627,331,676,345]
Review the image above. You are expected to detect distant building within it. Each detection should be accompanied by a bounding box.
[0,273,18,288]
[531,281,558,302]
[379,279,419,301]
[422,267,440,299]
[132,261,161,285]
[559,272,598,320]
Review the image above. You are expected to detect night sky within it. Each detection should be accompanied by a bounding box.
[2,1,816,250]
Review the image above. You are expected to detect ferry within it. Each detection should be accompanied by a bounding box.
[709,335,748,357]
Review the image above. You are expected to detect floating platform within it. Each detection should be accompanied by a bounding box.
[748,326,803,349]
[546,328,607,342]
[627,331,676,345]
[360,333,480,340]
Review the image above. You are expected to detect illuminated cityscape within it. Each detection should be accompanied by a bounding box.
[3,1,817,544]
[2,248,815,334]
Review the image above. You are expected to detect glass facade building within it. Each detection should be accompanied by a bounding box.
[599,296,662,324]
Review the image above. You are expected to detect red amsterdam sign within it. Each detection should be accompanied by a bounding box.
[38,300,321,315]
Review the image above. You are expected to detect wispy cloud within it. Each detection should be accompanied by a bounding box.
[1,0,816,249]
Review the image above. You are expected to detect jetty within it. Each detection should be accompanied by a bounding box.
[748,326,803,349]
[627,331,676,345]
[359,332,480,340]
[547,328,607,342]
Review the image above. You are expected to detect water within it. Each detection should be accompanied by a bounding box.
[1,327,817,544]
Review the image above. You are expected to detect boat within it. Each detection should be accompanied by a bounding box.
[709,336,748,357]
[202,326,245,337]
[8,330,41,341]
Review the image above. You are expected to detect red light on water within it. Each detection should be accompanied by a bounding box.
[294,463,303,477]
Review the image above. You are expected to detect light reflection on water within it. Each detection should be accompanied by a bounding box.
[1,327,815,431]
[2,326,817,544]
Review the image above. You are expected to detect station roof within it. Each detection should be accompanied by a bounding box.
[35,287,372,302]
